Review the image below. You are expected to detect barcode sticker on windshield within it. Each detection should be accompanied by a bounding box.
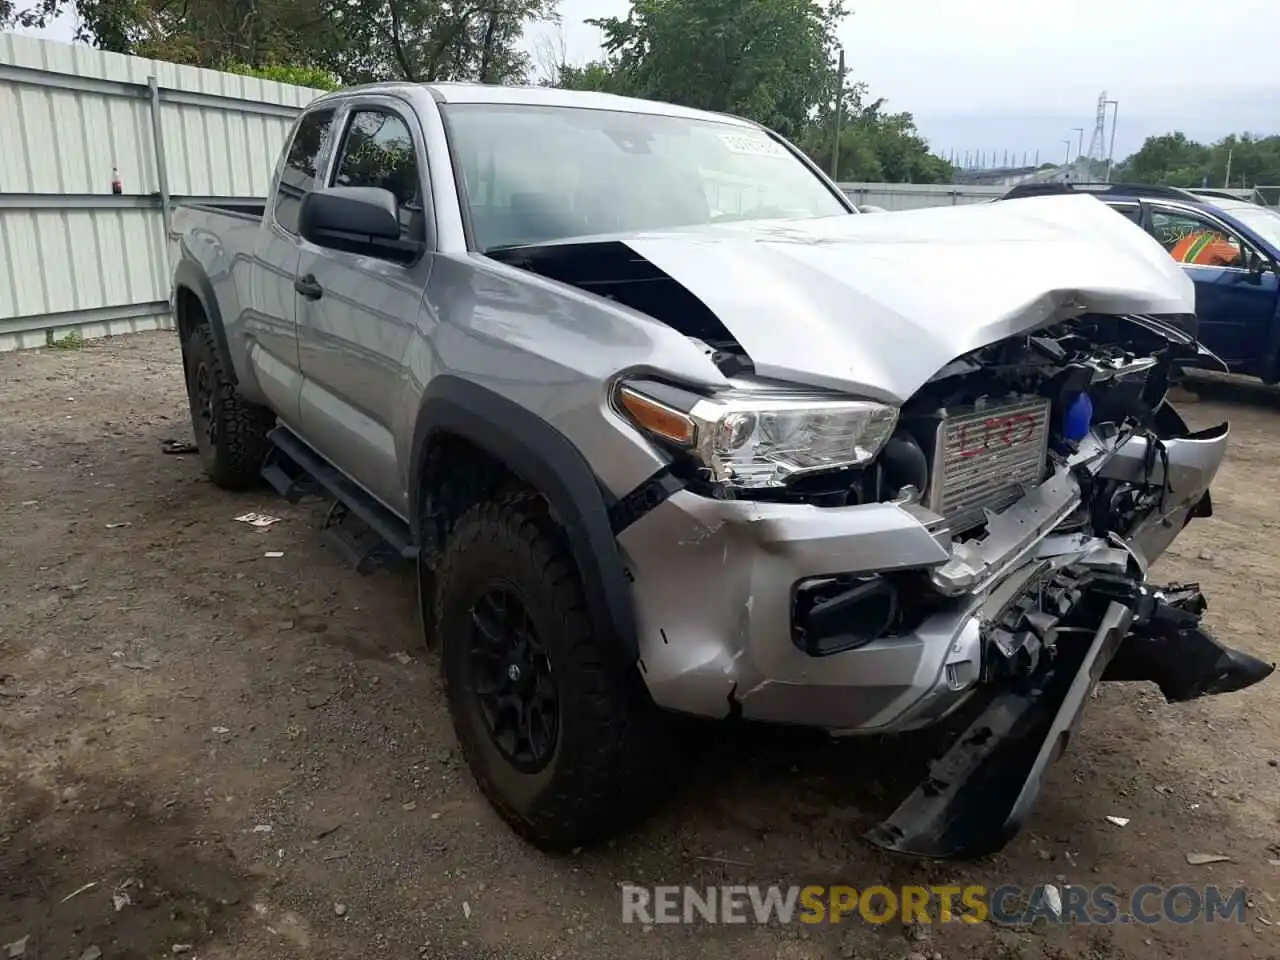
[716,132,788,158]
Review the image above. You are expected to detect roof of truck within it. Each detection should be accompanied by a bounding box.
[310,80,757,129]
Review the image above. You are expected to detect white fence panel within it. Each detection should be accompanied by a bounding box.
[0,33,324,350]
[0,35,1039,351]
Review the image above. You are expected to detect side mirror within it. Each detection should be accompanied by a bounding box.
[298,186,402,253]
[1246,250,1269,283]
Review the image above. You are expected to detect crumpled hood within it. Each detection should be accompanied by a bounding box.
[619,194,1195,404]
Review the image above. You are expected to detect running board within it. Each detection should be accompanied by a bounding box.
[867,578,1273,859]
[263,426,417,573]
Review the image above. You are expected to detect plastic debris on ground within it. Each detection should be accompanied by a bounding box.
[235,512,281,528]
[59,880,99,903]
[1042,884,1063,920]
[1185,853,1233,865]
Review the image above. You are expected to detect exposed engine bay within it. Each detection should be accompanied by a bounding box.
[499,236,1275,859]
[493,238,1219,527]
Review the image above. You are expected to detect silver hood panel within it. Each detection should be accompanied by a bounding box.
[621,195,1195,404]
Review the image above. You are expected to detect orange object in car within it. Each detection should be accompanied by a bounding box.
[1169,230,1241,266]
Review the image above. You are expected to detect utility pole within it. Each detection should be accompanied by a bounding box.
[1072,127,1085,171]
[1224,147,1233,189]
[1063,140,1072,165]
[830,46,845,181]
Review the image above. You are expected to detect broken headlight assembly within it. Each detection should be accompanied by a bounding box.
[613,378,899,490]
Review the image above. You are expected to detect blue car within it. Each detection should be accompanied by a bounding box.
[1001,183,1280,381]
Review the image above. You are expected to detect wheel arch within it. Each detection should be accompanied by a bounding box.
[410,376,638,663]
[172,259,237,385]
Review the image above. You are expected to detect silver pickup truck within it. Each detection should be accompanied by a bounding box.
[169,81,1272,859]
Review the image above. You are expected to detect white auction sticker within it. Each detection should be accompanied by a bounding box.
[715,132,787,158]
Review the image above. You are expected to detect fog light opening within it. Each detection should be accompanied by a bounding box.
[792,575,898,657]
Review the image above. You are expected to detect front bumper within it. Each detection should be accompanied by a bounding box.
[616,422,1231,733]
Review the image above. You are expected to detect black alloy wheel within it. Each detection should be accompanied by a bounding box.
[467,587,559,773]
[192,360,217,452]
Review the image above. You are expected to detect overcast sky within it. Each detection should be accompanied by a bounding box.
[532,0,1279,164]
[15,0,1279,165]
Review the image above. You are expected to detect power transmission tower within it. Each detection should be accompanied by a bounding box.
[1086,91,1109,168]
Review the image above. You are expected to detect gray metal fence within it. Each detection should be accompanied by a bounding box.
[839,182,1004,210]
[0,33,323,350]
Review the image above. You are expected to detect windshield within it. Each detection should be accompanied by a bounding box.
[1227,205,1280,251]
[439,103,851,252]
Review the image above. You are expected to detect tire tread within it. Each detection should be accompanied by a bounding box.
[436,495,669,851]
[185,322,274,491]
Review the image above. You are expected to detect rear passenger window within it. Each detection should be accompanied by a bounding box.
[1109,203,1142,226]
[331,110,425,243]
[274,109,335,235]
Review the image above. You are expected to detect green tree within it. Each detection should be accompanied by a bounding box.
[1205,134,1280,188]
[10,0,338,65]
[553,0,952,183]
[801,97,952,183]
[553,60,627,92]
[1113,132,1280,188]
[221,60,340,90]
[329,0,557,85]
[583,0,843,139]
[5,0,557,87]
[1114,132,1211,186]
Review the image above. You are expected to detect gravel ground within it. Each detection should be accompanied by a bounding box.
[1,332,1278,960]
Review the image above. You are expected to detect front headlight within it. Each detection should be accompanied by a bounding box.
[615,379,899,489]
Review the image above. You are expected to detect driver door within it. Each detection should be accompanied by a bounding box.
[294,98,435,517]
[1147,204,1280,366]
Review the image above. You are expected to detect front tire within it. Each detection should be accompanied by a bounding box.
[436,496,670,851]
[182,323,274,491]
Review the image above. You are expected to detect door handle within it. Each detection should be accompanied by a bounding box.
[294,274,323,300]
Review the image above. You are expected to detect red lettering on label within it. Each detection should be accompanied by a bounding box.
[957,414,1038,458]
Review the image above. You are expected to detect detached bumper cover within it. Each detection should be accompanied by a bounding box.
[866,576,1273,859]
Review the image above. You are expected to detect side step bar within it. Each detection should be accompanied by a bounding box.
[263,425,417,574]
[867,579,1273,859]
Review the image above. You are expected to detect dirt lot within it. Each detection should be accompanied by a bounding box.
[1,331,1278,960]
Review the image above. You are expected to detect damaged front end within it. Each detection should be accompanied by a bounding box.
[608,303,1274,860]
[861,316,1275,858]
[494,200,1276,858]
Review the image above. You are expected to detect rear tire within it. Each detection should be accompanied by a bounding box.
[436,496,671,851]
[182,322,274,491]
